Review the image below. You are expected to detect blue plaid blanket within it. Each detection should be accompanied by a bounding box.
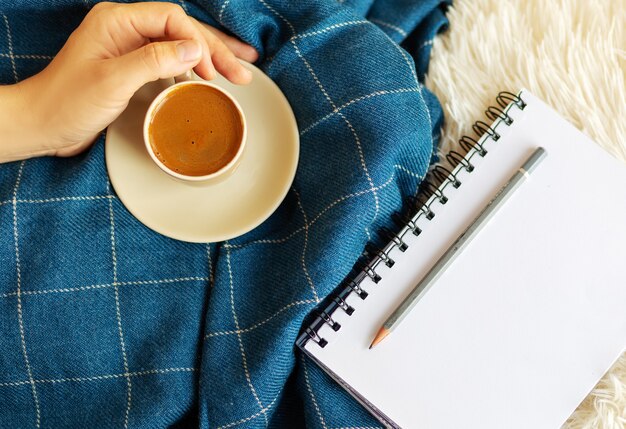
[0,0,449,427]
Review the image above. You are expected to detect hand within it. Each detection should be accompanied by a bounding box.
[0,1,258,162]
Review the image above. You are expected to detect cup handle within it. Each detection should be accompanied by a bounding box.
[174,70,195,83]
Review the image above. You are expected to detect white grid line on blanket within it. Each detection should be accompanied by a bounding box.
[258,0,295,33]
[0,276,210,299]
[258,15,374,69]
[0,367,197,388]
[373,23,434,193]
[216,394,280,429]
[419,39,434,50]
[300,88,419,136]
[2,14,18,82]
[21,195,113,204]
[303,359,328,429]
[205,299,316,338]
[225,245,268,426]
[206,245,214,287]
[337,110,380,221]
[288,41,380,238]
[0,53,53,60]
[293,188,320,302]
[107,182,132,429]
[0,195,114,206]
[224,166,423,249]
[12,161,41,428]
[369,18,407,37]
[292,20,369,40]
[394,164,423,179]
[281,10,381,239]
[290,40,333,104]
[218,0,231,22]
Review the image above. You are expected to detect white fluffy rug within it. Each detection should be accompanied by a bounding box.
[425,0,626,428]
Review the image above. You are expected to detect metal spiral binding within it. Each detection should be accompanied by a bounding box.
[320,311,341,331]
[447,150,475,172]
[334,296,354,315]
[432,165,462,188]
[302,91,526,349]
[497,91,527,110]
[459,136,487,157]
[365,243,395,268]
[422,182,449,205]
[305,328,328,348]
[362,264,382,283]
[379,226,408,252]
[415,193,436,219]
[485,106,513,125]
[473,120,501,141]
[348,280,368,299]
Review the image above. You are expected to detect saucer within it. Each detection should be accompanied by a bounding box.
[105,63,299,243]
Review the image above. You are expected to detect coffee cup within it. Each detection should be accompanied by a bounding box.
[143,76,247,183]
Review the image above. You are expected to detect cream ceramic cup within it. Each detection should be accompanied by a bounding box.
[143,76,247,183]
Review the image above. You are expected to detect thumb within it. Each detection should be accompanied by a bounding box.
[115,39,204,94]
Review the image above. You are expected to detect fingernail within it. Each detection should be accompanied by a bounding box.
[177,40,202,62]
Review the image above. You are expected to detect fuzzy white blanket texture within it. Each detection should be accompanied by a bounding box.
[425,0,626,428]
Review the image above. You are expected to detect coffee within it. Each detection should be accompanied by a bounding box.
[148,84,244,177]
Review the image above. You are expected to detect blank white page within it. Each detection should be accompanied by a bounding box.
[303,90,626,429]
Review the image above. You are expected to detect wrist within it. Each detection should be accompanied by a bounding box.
[0,79,53,163]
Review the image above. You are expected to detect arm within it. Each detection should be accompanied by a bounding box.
[0,1,258,164]
[0,82,51,163]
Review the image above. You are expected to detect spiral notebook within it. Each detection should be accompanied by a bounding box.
[296,89,626,429]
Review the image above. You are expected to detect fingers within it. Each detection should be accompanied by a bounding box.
[87,2,216,79]
[193,19,259,63]
[192,20,253,84]
[208,37,253,84]
[92,2,196,42]
[113,39,203,95]
[87,2,255,85]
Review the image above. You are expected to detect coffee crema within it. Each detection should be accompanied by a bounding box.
[148,84,244,177]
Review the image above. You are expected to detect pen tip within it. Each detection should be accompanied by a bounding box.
[369,327,390,349]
